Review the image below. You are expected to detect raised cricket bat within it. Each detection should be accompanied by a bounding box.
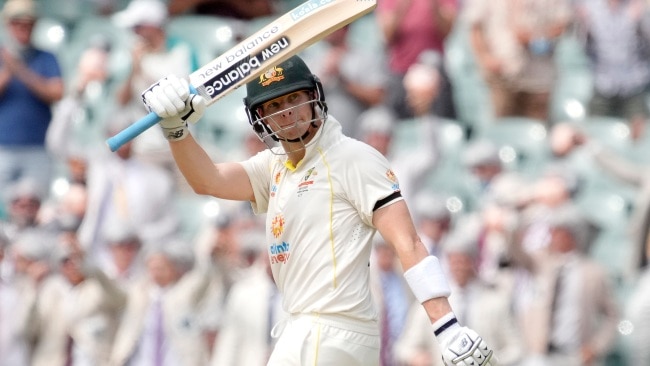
[106,0,377,151]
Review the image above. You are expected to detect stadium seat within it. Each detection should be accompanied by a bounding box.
[475,116,551,178]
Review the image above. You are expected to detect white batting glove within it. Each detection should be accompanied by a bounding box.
[141,74,206,141]
[433,314,497,365]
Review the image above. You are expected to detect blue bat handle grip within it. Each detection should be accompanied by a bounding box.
[106,112,160,152]
[105,85,198,152]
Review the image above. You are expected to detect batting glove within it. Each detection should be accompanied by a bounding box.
[142,74,206,141]
[434,314,497,365]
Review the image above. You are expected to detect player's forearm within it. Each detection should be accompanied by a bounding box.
[169,135,222,194]
[169,135,254,201]
[421,297,454,323]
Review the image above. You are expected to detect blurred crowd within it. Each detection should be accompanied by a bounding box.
[2,0,650,365]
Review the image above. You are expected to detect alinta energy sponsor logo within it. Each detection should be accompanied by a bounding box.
[269,214,290,264]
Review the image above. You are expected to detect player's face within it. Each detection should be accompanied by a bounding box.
[259,90,316,141]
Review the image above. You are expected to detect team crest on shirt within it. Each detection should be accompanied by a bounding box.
[386,169,400,190]
[297,167,317,196]
[270,171,282,197]
[269,214,291,264]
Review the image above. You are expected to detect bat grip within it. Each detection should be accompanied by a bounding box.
[105,85,198,152]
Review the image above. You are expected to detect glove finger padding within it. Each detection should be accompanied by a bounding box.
[141,74,207,141]
[439,326,496,365]
[183,94,207,124]
[142,75,190,118]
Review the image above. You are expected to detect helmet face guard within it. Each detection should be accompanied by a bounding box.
[248,95,328,154]
[243,55,328,149]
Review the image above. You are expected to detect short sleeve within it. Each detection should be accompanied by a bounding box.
[338,142,403,227]
[240,149,274,214]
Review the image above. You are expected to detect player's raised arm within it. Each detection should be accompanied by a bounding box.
[373,200,497,366]
[141,75,255,202]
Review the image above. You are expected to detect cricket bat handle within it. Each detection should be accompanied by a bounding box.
[105,85,198,152]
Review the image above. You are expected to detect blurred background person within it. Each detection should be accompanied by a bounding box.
[0,0,64,198]
[574,0,650,141]
[376,0,459,120]
[625,263,650,365]
[109,238,215,366]
[28,234,126,366]
[509,205,619,366]
[76,114,180,269]
[100,222,145,291]
[465,0,571,123]
[0,230,32,366]
[369,235,415,366]
[0,177,45,242]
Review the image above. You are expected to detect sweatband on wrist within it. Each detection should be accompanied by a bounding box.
[432,312,459,336]
[403,256,451,304]
[162,126,189,141]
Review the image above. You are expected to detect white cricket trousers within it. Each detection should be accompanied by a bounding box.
[267,313,380,366]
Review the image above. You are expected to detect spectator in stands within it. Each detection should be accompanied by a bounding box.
[0,0,64,197]
[394,217,524,366]
[109,239,215,366]
[75,115,181,269]
[369,235,415,366]
[28,235,126,366]
[376,0,459,120]
[100,223,144,290]
[0,177,45,242]
[552,123,650,280]
[460,138,506,211]
[575,0,650,141]
[465,0,571,123]
[47,35,115,162]
[113,0,199,184]
[625,264,650,365]
[509,204,619,366]
[0,230,32,366]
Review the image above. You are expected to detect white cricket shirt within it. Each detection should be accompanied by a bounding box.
[241,118,403,322]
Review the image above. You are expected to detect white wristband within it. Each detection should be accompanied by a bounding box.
[403,256,451,303]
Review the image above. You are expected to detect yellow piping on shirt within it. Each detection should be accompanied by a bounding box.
[318,147,337,289]
[312,314,322,365]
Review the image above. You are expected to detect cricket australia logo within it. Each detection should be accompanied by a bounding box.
[297,167,317,196]
[269,214,291,264]
[259,66,285,86]
[386,169,400,191]
[270,171,282,197]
